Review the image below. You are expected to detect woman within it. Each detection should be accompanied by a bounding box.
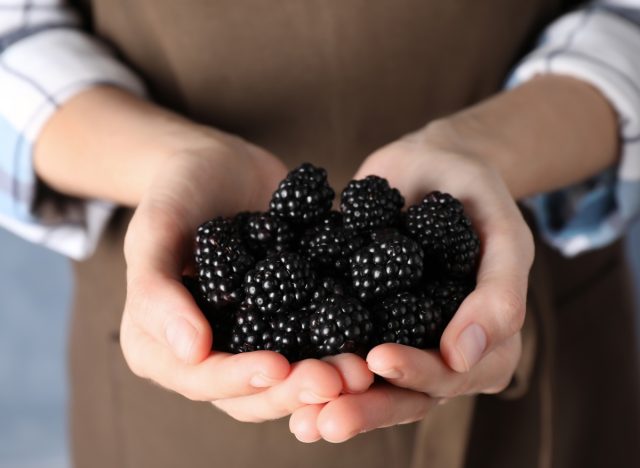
[1,0,638,466]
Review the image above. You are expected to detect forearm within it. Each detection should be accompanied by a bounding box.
[34,86,223,207]
[427,75,619,200]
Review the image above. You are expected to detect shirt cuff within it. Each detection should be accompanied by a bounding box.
[0,27,145,260]
[507,8,640,256]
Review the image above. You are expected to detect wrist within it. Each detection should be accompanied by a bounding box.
[34,86,228,207]
[420,75,619,199]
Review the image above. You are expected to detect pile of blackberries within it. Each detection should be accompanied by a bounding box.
[185,163,480,361]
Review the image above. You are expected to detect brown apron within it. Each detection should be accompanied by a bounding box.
[69,1,640,467]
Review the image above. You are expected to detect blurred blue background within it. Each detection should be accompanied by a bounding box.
[1,224,640,468]
[0,229,71,468]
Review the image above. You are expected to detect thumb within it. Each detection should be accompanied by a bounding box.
[124,200,213,364]
[439,206,534,373]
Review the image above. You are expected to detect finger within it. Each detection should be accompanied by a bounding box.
[124,201,215,363]
[355,142,534,373]
[440,195,533,372]
[316,384,436,443]
[289,405,324,443]
[321,353,374,394]
[125,272,214,363]
[120,313,290,400]
[213,359,343,423]
[367,338,521,397]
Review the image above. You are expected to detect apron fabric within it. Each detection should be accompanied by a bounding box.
[68,1,640,467]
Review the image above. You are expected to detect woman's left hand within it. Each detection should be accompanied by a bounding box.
[289,123,534,442]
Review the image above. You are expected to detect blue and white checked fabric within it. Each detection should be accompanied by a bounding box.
[0,0,144,259]
[508,0,640,256]
[0,1,639,259]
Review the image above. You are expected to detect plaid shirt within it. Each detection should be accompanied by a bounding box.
[0,0,638,259]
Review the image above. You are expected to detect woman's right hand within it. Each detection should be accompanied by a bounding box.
[120,132,373,422]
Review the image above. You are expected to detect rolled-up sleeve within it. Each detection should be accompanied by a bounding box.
[0,1,145,259]
[507,0,640,256]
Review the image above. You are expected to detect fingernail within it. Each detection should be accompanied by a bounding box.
[165,317,197,361]
[250,374,280,388]
[299,390,332,404]
[369,367,402,379]
[456,324,486,371]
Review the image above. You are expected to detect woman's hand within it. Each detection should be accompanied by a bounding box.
[120,133,374,421]
[290,74,620,443]
[289,126,534,442]
[34,86,372,422]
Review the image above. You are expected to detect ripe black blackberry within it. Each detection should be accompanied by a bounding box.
[228,303,275,354]
[405,191,480,276]
[194,217,241,264]
[270,309,313,361]
[240,212,295,257]
[183,276,235,352]
[244,252,316,314]
[309,277,349,310]
[309,294,373,357]
[298,211,343,251]
[372,292,443,348]
[350,234,424,302]
[228,303,311,360]
[340,175,404,233]
[424,278,474,320]
[269,163,335,225]
[303,226,365,274]
[195,218,254,307]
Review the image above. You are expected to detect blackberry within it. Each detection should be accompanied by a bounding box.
[195,217,241,264]
[372,292,443,348]
[298,211,343,251]
[424,278,474,320]
[369,227,403,243]
[309,295,373,357]
[244,252,316,314]
[183,276,235,352]
[195,218,254,307]
[240,212,295,257]
[228,304,312,361]
[269,163,335,225]
[405,191,480,276]
[270,309,313,361]
[303,226,365,274]
[229,303,275,354]
[350,234,424,302]
[309,277,349,310]
[340,175,404,233]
